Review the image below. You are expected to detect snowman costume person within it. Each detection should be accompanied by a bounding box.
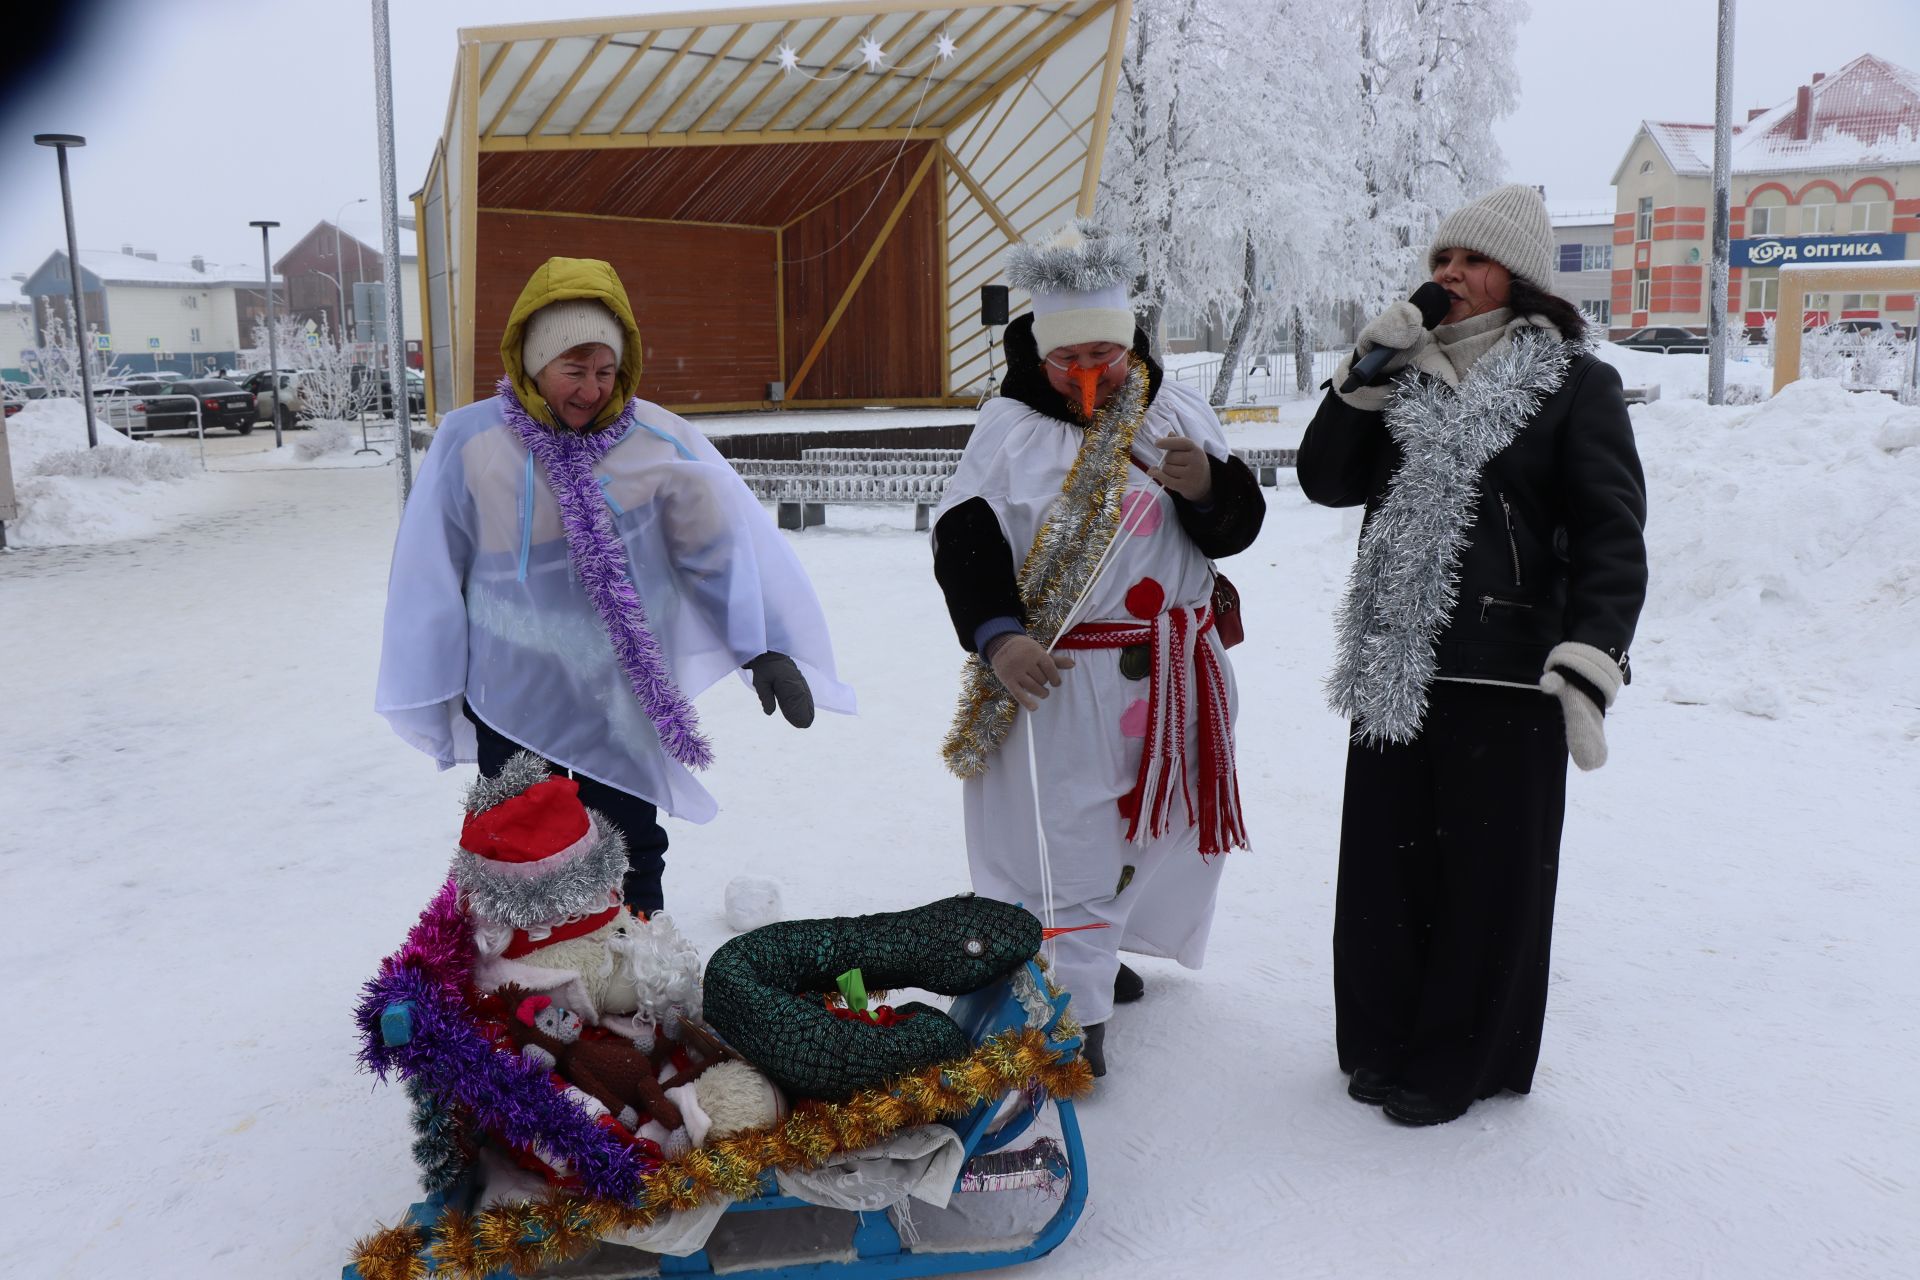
[932,222,1264,1074]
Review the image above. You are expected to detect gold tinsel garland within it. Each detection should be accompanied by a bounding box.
[349,1027,1093,1280]
[941,364,1152,778]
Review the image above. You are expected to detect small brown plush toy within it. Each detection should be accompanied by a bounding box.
[498,982,684,1131]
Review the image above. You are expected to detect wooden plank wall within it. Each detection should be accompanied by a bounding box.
[472,210,779,407]
[782,143,943,401]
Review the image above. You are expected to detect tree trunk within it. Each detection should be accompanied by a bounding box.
[1210,232,1257,407]
[1292,306,1314,398]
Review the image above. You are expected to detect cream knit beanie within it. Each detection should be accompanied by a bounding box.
[522,299,625,378]
[1427,183,1555,289]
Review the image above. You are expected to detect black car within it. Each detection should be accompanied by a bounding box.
[146,379,257,435]
[1614,326,1708,354]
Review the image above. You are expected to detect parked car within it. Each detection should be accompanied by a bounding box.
[3,385,24,418]
[1614,326,1708,354]
[1816,317,1911,342]
[235,369,317,428]
[94,378,177,436]
[142,378,257,435]
[351,364,426,417]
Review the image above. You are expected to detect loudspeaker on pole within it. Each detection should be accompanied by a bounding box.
[979,284,1008,327]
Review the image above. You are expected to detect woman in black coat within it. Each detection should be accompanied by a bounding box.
[1296,184,1647,1126]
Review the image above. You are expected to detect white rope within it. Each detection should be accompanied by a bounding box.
[1022,469,1168,968]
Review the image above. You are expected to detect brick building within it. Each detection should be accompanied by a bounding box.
[1609,53,1920,338]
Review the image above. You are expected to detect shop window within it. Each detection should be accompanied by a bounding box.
[1850,201,1890,233]
[1636,197,1654,241]
[1745,274,1778,312]
[1632,269,1650,311]
[1840,294,1881,312]
[1582,243,1613,271]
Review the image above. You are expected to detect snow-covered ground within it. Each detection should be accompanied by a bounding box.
[2,372,1916,1278]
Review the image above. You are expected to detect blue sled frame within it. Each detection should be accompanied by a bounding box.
[345,959,1090,1280]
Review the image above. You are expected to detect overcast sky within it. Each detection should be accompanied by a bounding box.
[2,0,1915,290]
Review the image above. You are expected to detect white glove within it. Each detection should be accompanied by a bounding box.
[1333,300,1433,409]
[1540,641,1624,771]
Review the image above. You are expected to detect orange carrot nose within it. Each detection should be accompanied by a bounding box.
[1040,922,1110,939]
[1069,365,1102,418]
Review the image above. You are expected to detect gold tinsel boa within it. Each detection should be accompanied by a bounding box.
[941,364,1151,778]
[348,1026,1093,1280]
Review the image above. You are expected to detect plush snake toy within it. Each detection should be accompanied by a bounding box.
[702,895,1043,1102]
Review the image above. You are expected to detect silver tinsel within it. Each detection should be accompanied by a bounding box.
[1006,219,1141,297]
[943,363,1151,777]
[1326,328,1574,746]
[455,749,631,928]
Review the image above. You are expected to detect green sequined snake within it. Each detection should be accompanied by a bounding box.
[702,895,1043,1102]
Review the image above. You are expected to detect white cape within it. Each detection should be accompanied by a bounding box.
[377,394,854,822]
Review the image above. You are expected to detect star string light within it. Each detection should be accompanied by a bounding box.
[858,36,887,69]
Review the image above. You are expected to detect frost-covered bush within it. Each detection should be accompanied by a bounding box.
[294,419,355,461]
[34,444,195,482]
[1849,331,1909,390]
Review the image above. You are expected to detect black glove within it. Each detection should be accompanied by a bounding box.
[744,651,814,728]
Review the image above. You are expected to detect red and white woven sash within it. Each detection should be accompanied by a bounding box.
[1056,604,1246,856]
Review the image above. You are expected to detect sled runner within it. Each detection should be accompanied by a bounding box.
[345,956,1091,1280]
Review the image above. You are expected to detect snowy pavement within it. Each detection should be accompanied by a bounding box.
[2,392,1917,1278]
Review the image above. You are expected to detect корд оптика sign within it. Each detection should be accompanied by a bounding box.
[1732,233,1906,267]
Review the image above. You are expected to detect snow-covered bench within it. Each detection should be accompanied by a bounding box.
[1232,447,1297,486]
[1622,384,1661,405]
[799,447,966,464]
[774,473,951,531]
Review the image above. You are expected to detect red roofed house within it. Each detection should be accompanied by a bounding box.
[1610,53,1920,339]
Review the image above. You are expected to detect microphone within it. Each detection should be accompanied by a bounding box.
[1340,282,1454,393]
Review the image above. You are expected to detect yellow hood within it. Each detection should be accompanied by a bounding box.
[500,256,644,430]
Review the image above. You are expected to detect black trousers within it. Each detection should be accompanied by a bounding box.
[465,705,670,914]
[1333,682,1568,1106]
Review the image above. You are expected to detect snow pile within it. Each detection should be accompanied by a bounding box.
[294,418,356,461]
[723,876,784,932]
[1631,377,1920,722]
[1591,340,1771,402]
[3,397,205,547]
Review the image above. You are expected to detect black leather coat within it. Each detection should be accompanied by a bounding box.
[1297,348,1647,686]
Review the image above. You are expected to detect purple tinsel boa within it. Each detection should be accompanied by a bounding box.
[354,877,653,1203]
[497,377,712,770]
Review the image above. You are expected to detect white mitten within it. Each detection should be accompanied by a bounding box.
[1333,300,1432,409]
[1540,641,1624,771]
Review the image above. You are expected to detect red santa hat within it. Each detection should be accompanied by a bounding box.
[452,752,629,930]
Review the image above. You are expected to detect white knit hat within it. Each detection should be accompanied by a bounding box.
[1427,183,1556,290]
[1007,220,1140,356]
[522,299,626,378]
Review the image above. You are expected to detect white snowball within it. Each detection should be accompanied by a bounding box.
[724,876,784,933]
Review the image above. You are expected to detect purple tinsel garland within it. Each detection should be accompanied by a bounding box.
[497,377,713,770]
[353,878,652,1203]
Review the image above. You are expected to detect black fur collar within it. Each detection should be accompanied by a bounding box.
[993,312,1163,422]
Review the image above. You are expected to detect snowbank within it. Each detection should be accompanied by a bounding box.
[1592,340,1771,402]
[2,398,206,547]
[1632,377,1920,722]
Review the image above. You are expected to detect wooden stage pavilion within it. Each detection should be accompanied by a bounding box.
[412,0,1134,421]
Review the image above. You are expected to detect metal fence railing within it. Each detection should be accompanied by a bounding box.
[1170,349,1342,403]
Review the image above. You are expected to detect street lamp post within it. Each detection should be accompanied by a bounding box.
[333,196,367,341]
[251,220,283,448]
[34,133,98,449]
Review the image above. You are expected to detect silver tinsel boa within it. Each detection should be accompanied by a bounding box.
[1327,327,1574,746]
[942,363,1151,777]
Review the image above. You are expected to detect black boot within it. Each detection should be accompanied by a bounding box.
[1383,1087,1471,1126]
[1082,1022,1107,1077]
[1113,963,1145,1005]
[1347,1067,1397,1106]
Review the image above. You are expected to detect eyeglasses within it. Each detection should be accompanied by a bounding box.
[1044,348,1129,374]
